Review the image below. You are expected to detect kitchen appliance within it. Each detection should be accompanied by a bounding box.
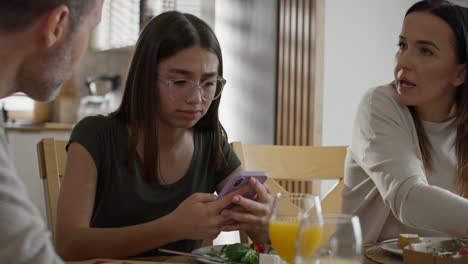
[77,74,122,120]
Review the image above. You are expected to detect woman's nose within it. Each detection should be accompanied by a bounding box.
[395,50,413,71]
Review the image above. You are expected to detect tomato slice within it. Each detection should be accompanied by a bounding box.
[250,241,265,253]
[459,248,468,255]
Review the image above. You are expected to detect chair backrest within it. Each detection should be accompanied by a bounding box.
[231,141,347,243]
[37,138,67,242]
[230,142,347,213]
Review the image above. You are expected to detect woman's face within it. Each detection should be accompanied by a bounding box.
[157,45,219,129]
[394,11,465,118]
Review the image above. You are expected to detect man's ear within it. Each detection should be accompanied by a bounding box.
[452,63,466,87]
[40,5,70,48]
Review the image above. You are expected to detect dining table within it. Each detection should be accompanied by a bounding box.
[64,248,403,264]
[65,256,190,264]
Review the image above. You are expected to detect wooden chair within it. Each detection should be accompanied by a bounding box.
[36,138,67,243]
[230,141,347,242]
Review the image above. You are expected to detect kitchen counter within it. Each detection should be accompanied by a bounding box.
[5,122,74,132]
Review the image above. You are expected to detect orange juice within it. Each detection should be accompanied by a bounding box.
[269,216,323,263]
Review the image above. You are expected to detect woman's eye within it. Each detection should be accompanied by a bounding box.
[421,48,434,56]
[397,41,407,50]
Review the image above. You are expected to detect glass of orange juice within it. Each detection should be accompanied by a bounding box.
[269,193,323,264]
[296,213,362,264]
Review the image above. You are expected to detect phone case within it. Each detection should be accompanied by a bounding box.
[218,171,268,198]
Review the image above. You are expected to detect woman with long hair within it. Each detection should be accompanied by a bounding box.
[55,11,272,260]
[343,0,468,243]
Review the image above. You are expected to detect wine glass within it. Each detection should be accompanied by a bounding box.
[296,213,362,264]
[269,193,323,264]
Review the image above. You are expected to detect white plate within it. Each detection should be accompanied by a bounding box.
[380,237,450,256]
[192,245,225,264]
[379,238,401,255]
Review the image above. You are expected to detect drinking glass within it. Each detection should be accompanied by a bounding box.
[269,193,323,264]
[296,213,362,264]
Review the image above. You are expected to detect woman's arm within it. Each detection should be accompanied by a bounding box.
[352,86,468,237]
[56,143,235,260]
[398,178,468,236]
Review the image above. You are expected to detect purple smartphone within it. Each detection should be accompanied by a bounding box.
[218,171,268,199]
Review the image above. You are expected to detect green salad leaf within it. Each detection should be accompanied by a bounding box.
[209,243,260,264]
[222,243,253,261]
[241,249,259,264]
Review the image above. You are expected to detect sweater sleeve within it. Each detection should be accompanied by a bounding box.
[351,86,468,237]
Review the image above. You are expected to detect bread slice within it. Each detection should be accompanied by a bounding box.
[397,234,423,249]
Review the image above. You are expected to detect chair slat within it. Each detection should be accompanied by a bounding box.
[37,138,67,244]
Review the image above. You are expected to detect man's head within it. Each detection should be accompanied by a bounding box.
[0,0,103,101]
[0,1,97,33]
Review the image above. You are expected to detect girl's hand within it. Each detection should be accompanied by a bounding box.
[169,185,250,241]
[169,193,225,240]
[219,177,274,242]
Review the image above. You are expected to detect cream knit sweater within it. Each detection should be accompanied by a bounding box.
[342,84,468,243]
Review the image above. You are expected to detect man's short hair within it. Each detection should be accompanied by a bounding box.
[0,0,95,33]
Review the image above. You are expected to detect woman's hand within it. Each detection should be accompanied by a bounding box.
[219,177,274,242]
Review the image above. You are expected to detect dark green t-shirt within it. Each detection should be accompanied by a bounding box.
[67,115,241,257]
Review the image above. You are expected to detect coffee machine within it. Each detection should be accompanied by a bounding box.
[77,74,122,121]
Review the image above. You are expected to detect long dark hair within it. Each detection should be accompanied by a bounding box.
[405,1,468,197]
[112,11,225,184]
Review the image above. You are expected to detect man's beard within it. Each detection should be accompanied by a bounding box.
[17,38,73,101]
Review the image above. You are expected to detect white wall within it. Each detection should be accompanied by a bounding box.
[215,0,277,144]
[212,0,277,244]
[322,0,419,146]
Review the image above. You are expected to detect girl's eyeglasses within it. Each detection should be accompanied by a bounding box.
[159,77,226,101]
